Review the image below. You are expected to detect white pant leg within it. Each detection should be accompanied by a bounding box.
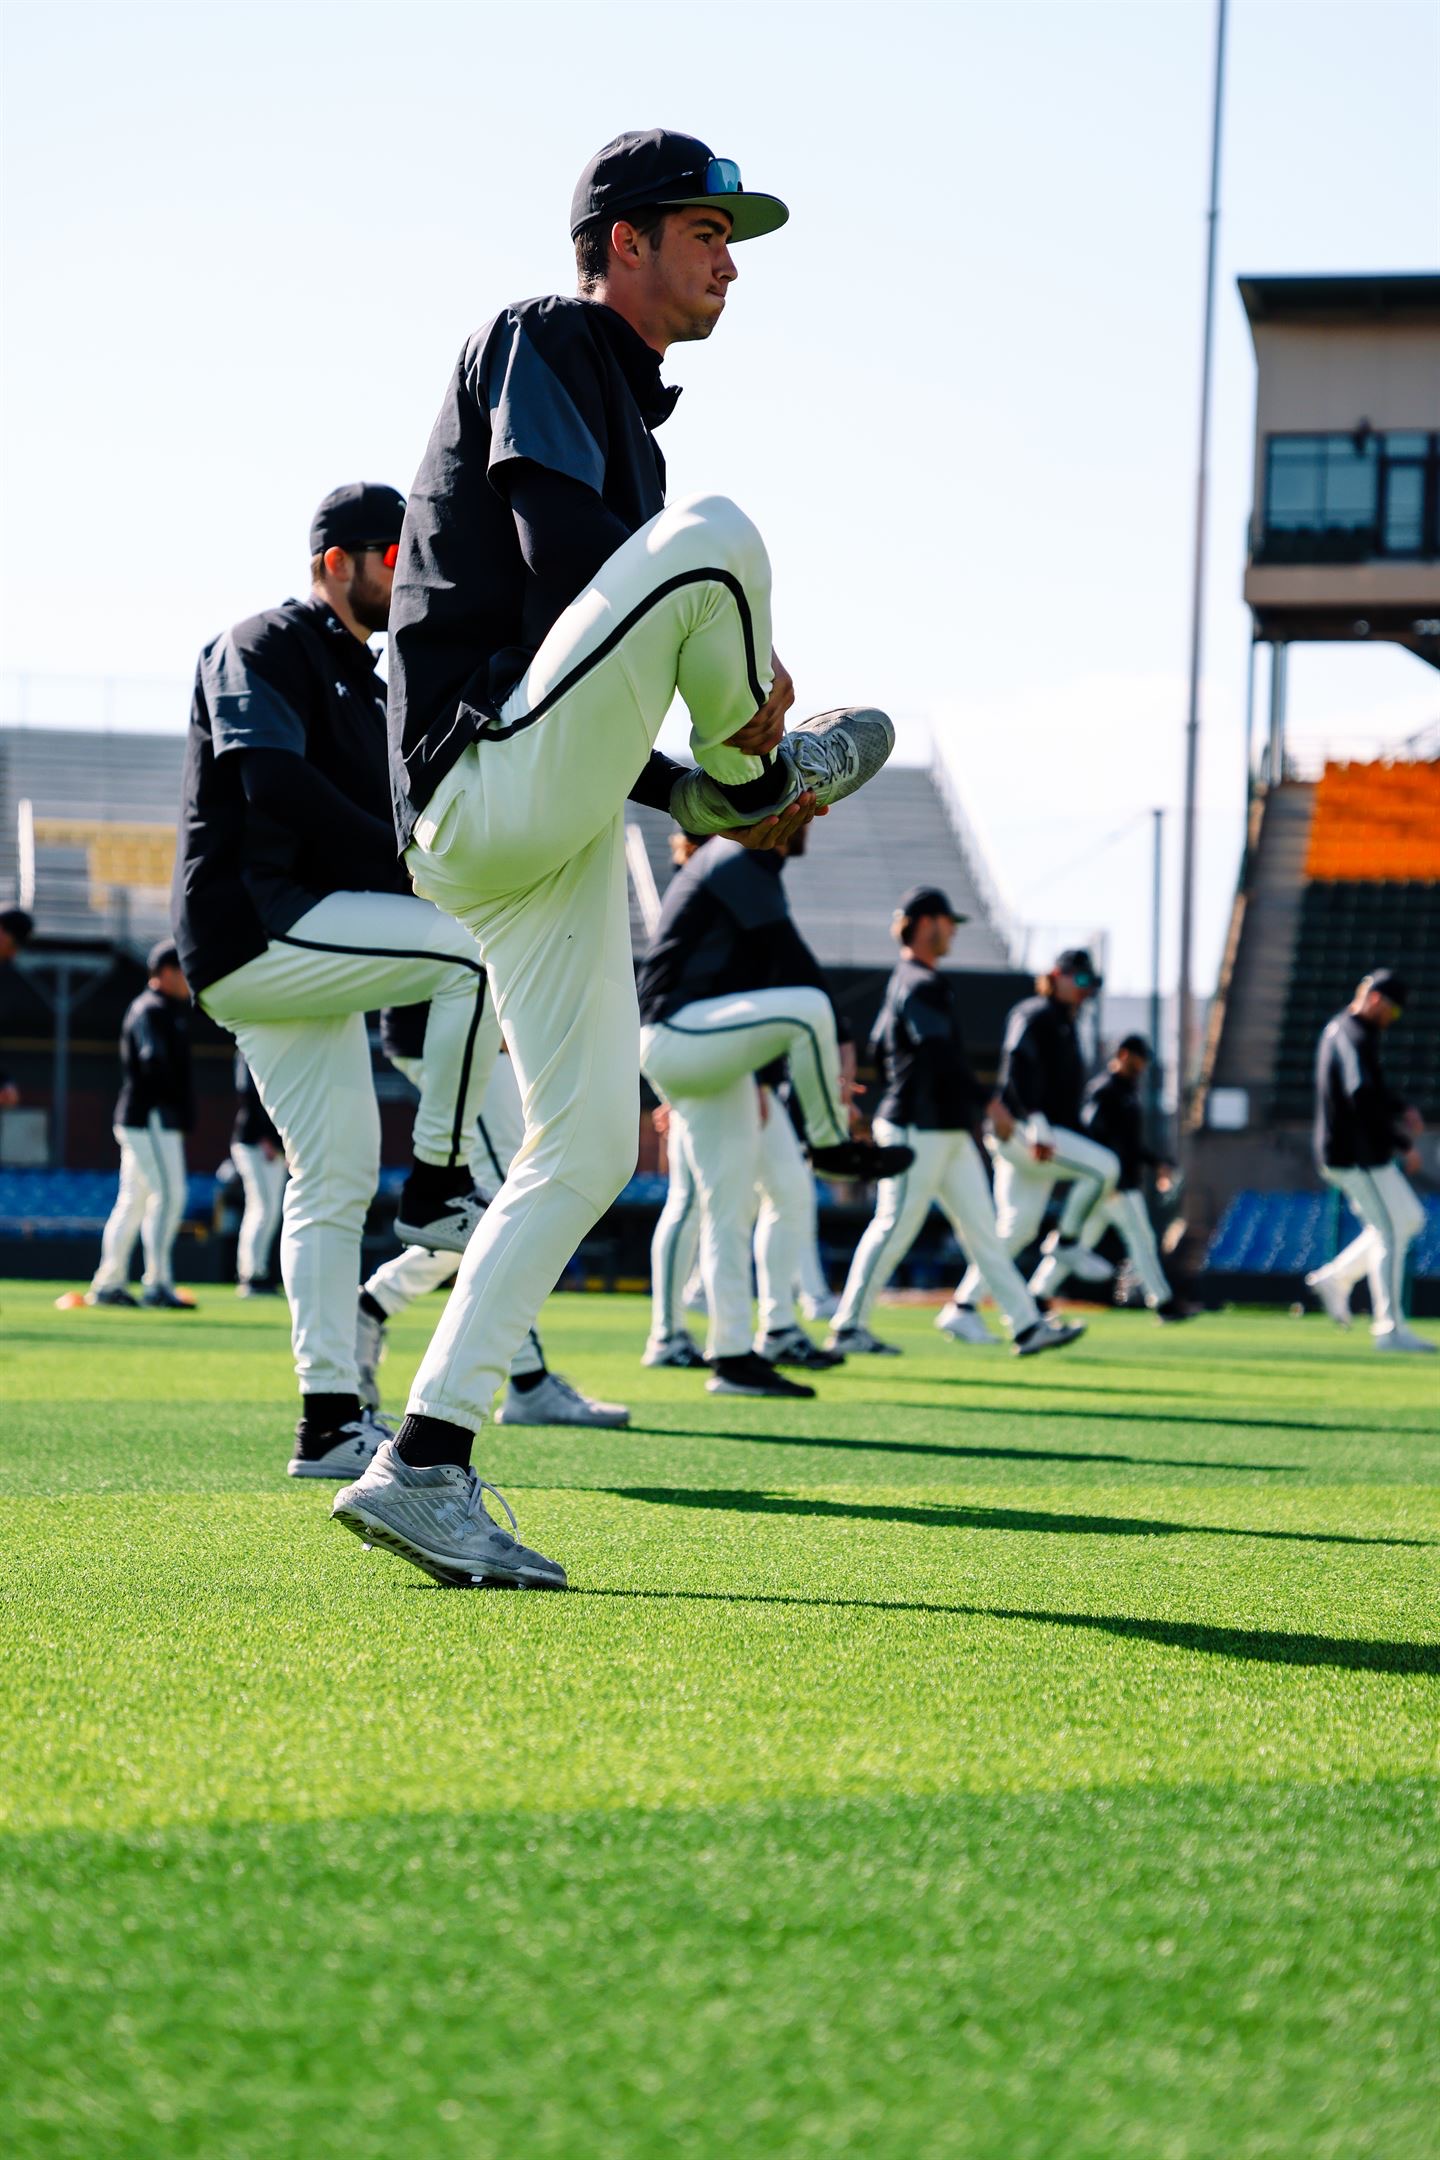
[202,891,495,1172]
[832,1122,941,1333]
[404,816,639,1427]
[670,1078,762,1359]
[753,1088,813,1337]
[232,1141,286,1284]
[955,1134,1053,1305]
[641,987,847,1152]
[1027,1129,1122,1296]
[939,1132,1041,1338]
[1107,1187,1172,1306]
[91,1125,154,1291]
[1321,1165,1425,1332]
[650,1108,701,1342]
[409,498,775,909]
[136,1115,187,1291]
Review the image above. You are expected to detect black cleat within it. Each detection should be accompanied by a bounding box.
[84,1286,139,1308]
[707,1352,816,1400]
[757,1328,845,1370]
[809,1139,915,1182]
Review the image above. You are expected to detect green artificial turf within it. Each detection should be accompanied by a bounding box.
[2,1281,1436,2158]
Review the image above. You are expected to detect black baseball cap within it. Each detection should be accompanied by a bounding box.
[309,483,407,558]
[1057,946,1103,988]
[147,940,181,975]
[897,885,967,924]
[570,129,789,244]
[1117,1034,1153,1059]
[1362,968,1408,1010]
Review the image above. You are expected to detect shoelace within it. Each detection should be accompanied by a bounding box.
[460,1472,521,1550]
[788,728,859,788]
[546,1374,589,1410]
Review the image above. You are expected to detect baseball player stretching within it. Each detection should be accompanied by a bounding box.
[828,889,1084,1359]
[231,1051,285,1297]
[355,998,629,1426]
[1304,969,1433,1352]
[87,941,195,1310]
[941,950,1119,1334]
[1028,1034,1190,1319]
[639,833,909,1397]
[335,129,903,1590]
[172,484,494,1481]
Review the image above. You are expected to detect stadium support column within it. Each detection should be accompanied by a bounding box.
[1267,641,1288,782]
[1149,809,1164,1137]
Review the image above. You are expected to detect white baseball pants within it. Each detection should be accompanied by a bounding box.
[200,890,494,1397]
[1064,1186,1172,1306]
[91,1117,187,1293]
[650,1107,702,1343]
[643,989,846,1359]
[954,1126,1119,1307]
[1312,1163,1426,1334]
[232,1140,286,1285]
[834,1122,1042,1339]
[403,494,778,1427]
[363,1038,545,1381]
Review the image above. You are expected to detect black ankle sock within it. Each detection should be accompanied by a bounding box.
[297,1392,361,1454]
[402,1160,466,1211]
[358,1289,388,1325]
[396,1413,473,1468]
[509,1368,547,1395]
[716,752,787,818]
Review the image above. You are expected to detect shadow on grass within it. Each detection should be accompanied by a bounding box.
[858,1378,1407,1438]
[575,1586,1440,1676]
[628,1423,1302,1476]
[601,1486,1427,1548]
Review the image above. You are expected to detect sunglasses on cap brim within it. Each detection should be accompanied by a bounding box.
[344,541,400,568]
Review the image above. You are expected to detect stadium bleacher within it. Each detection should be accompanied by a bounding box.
[1206,1187,1440,1281]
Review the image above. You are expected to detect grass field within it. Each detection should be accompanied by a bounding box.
[2,1280,1437,2159]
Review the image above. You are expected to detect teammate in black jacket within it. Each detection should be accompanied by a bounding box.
[950,949,1120,1311]
[87,943,195,1309]
[1303,971,1432,1350]
[640,832,911,1397]
[230,1053,285,1297]
[1045,1035,1187,1319]
[828,889,1083,1359]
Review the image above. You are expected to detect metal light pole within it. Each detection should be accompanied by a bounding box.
[1149,808,1165,1136]
[1176,0,1230,1143]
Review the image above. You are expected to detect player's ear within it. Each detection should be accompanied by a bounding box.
[322,545,352,581]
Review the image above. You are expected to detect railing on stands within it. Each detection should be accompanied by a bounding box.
[926,750,1020,966]
[1254,720,1440,787]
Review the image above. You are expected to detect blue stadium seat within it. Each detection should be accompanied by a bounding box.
[1207,1188,1440,1278]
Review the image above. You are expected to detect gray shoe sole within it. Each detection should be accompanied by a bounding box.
[331,1497,568,1589]
[287,1456,373,1480]
[1014,1323,1086,1357]
[391,1214,475,1256]
[495,1404,631,1427]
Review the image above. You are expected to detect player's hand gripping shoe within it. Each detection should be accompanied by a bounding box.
[668,708,895,835]
[331,1441,567,1588]
[287,1407,395,1479]
[495,1372,631,1427]
[935,1302,998,1346]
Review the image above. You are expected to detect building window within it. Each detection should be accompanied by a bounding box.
[1258,431,1438,563]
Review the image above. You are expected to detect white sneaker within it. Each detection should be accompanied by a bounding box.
[799,1290,839,1322]
[287,1407,395,1480]
[332,1441,568,1588]
[495,1372,630,1427]
[1013,1318,1086,1358]
[642,1331,707,1369]
[1038,1231,1113,1286]
[668,708,895,834]
[1304,1270,1353,1330]
[356,1303,387,1412]
[1373,1325,1437,1354]
[825,1324,901,1356]
[935,1302,997,1345]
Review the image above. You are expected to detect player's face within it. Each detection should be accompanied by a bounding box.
[348,550,396,634]
[647,209,737,342]
[0,929,15,964]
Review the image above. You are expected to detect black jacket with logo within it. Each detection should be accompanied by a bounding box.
[997,994,1087,1131]
[1313,1008,1410,1170]
[871,958,989,1133]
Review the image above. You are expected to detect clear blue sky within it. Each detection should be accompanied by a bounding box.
[2,0,1436,991]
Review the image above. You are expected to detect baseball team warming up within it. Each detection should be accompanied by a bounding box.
[97,125,1427,1593]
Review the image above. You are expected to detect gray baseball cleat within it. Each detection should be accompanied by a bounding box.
[331,1441,567,1588]
[1013,1318,1086,1358]
[85,1286,139,1308]
[393,1179,487,1256]
[669,707,895,835]
[495,1372,630,1427]
[1304,1269,1353,1330]
[825,1324,901,1357]
[935,1302,998,1345]
[642,1331,707,1368]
